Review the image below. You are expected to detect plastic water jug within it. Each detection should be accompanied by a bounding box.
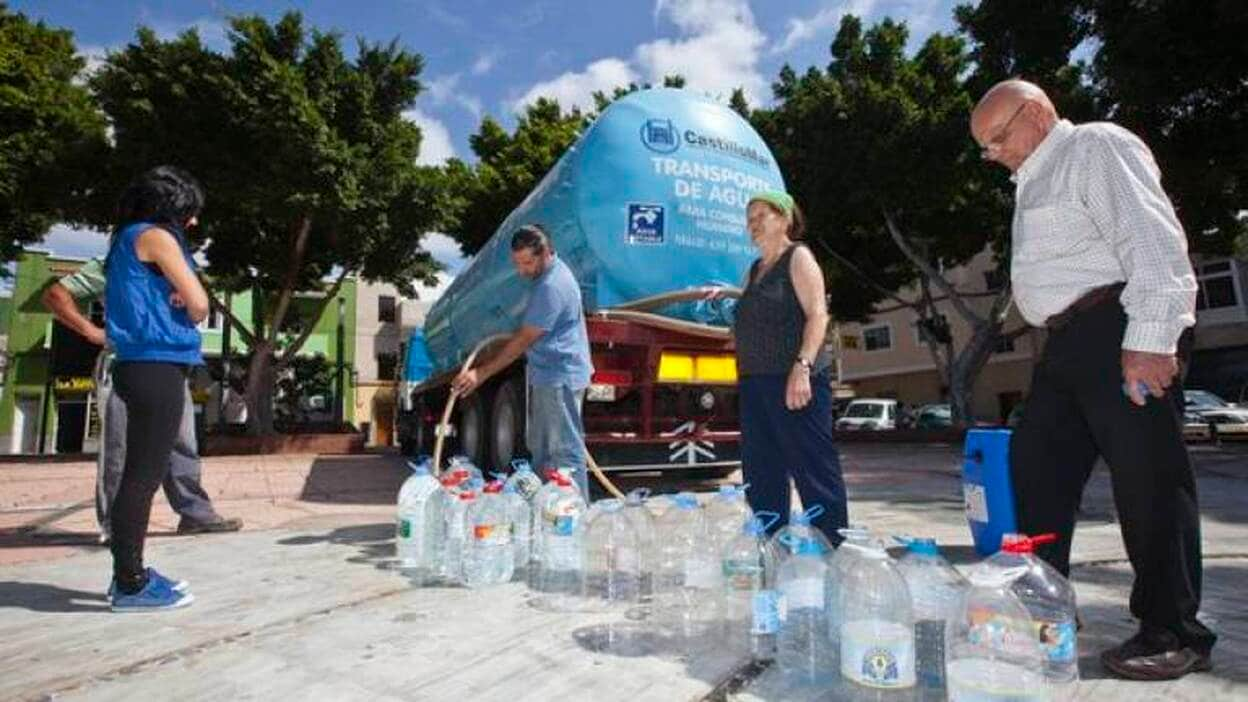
[838,541,916,690]
[446,454,484,485]
[534,472,587,603]
[706,483,752,553]
[502,481,532,582]
[963,429,1018,557]
[441,487,478,584]
[983,533,1078,688]
[770,505,834,563]
[504,458,543,503]
[528,468,571,587]
[395,459,447,585]
[463,481,515,588]
[653,492,720,647]
[776,533,834,684]
[623,488,657,608]
[895,536,969,696]
[826,525,874,654]
[582,498,644,608]
[720,511,781,660]
[947,566,1051,701]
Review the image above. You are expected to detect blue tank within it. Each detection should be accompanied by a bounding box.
[418,88,786,378]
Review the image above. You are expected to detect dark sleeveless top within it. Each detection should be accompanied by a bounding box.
[733,244,831,377]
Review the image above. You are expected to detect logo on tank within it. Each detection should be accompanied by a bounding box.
[627,203,665,244]
[640,118,680,153]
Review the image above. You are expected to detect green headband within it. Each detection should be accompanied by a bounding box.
[748,190,795,218]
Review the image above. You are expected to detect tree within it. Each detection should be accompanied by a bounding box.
[0,4,107,262]
[1083,0,1248,254]
[91,12,453,434]
[754,16,1019,425]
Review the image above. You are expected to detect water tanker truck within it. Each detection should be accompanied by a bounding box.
[397,88,785,476]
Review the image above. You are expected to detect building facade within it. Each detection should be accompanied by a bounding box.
[0,251,359,454]
[352,279,428,447]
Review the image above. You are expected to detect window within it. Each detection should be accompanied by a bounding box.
[863,324,892,352]
[377,352,398,381]
[994,333,1016,354]
[1195,260,1240,311]
[379,295,398,323]
[914,314,949,345]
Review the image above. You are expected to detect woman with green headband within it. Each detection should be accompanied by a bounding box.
[731,191,847,543]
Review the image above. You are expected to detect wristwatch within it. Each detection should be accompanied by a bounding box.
[795,356,813,372]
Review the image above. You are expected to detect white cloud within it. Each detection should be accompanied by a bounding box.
[471,51,499,76]
[774,0,879,54]
[413,270,456,302]
[421,232,468,273]
[402,109,457,166]
[511,0,768,112]
[33,224,110,260]
[426,73,484,120]
[638,0,767,102]
[512,58,639,113]
[77,45,112,77]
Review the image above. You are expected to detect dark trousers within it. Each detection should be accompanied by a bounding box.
[110,362,189,587]
[739,370,848,543]
[1010,299,1216,653]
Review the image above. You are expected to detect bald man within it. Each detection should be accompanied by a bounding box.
[971,80,1215,681]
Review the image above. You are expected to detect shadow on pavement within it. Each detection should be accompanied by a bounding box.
[0,581,110,613]
[296,456,406,506]
[277,522,398,572]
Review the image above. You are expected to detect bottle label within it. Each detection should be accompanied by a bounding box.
[751,590,780,634]
[552,515,576,536]
[1036,619,1076,664]
[841,621,915,688]
[781,577,824,610]
[722,559,763,591]
[397,518,412,540]
[474,524,494,540]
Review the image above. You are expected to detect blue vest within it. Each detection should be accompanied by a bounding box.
[105,221,203,365]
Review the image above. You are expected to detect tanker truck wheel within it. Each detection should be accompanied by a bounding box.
[490,378,527,470]
[456,390,489,467]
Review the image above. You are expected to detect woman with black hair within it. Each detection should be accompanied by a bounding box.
[105,165,210,612]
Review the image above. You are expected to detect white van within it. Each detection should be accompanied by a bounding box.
[835,398,898,431]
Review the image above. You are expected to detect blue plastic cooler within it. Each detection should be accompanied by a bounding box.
[962,428,1018,557]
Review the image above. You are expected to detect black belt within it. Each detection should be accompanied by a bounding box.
[1044,283,1126,330]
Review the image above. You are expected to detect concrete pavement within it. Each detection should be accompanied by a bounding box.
[0,444,1245,700]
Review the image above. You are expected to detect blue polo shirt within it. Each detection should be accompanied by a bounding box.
[522,256,592,388]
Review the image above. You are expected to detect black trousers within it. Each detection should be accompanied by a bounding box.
[1010,298,1216,653]
[110,362,189,588]
[739,370,849,543]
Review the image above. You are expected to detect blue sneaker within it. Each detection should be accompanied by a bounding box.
[109,569,192,610]
[107,567,190,602]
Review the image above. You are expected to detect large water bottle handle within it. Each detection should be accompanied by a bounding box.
[802,504,825,522]
[737,482,751,496]
[510,458,532,473]
[754,510,781,533]
[628,487,652,501]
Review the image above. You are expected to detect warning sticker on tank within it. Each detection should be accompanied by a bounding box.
[963,483,989,523]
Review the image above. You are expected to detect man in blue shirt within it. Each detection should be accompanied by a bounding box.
[452,225,593,497]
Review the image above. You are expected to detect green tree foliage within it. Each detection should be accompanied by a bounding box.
[90,12,453,433]
[0,3,107,262]
[754,16,1014,423]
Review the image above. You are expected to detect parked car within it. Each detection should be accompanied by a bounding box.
[912,403,953,430]
[835,398,898,431]
[1182,411,1213,441]
[1204,410,1248,440]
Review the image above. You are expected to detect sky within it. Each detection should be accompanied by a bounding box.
[13,0,964,290]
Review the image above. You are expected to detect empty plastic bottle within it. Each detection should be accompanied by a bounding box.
[504,459,544,503]
[501,481,533,582]
[582,498,644,608]
[946,565,1050,702]
[706,483,752,553]
[653,492,720,648]
[776,533,835,684]
[535,472,587,603]
[770,505,835,564]
[894,536,969,698]
[395,458,447,585]
[838,540,916,691]
[720,511,781,660]
[623,488,658,609]
[463,481,515,588]
[446,454,484,484]
[983,533,1079,688]
[440,484,479,584]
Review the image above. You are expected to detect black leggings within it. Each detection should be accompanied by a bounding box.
[110,362,189,591]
